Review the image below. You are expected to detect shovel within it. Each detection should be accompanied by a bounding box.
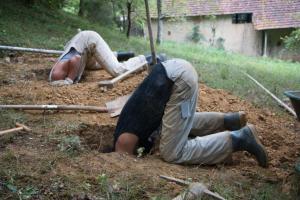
[0,94,131,118]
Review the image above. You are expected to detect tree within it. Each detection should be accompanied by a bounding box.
[125,0,145,38]
[283,29,300,51]
[19,0,65,9]
[156,0,163,44]
[77,0,114,25]
[126,0,133,38]
[78,0,84,16]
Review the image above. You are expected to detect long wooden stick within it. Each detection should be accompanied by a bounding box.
[0,127,24,136]
[0,105,108,112]
[98,61,147,88]
[144,0,157,69]
[244,72,297,117]
[0,45,63,54]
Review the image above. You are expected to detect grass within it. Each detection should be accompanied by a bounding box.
[158,41,300,109]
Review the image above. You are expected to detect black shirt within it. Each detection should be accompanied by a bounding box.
[114,63,174,153]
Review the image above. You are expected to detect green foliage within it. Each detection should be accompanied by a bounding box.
[189,25,204,43]
[16,0,66,9]
[220,65,229,80]
[2,180,39,200]
[58,135,82,153]
[95,173,147,199]
[283,28,300,50]
[63,0,80,14]
[80,0,114,25]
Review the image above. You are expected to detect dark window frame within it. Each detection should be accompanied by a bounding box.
[232,13,252,24]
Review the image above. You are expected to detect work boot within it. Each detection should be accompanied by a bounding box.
[117,51,135,62]
[224,111,247,131]
[231,124,268,167]
[145,53,167,66]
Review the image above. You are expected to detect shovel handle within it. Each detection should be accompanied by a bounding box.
[0,105,108,113]
[0,127,23,136]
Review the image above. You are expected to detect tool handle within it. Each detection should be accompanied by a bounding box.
[0,127,23,136]
[0,105,108,113]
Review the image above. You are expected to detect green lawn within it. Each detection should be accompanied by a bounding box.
[1,1,300,110]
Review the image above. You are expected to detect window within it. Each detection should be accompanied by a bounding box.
[232,13,252,24]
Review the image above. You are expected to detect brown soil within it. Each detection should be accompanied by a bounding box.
[0,53,299,199]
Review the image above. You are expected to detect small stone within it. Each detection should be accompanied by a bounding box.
[4,57,10,63]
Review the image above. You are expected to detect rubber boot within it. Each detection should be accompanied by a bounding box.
[116,51,135,62]
[231,124,268,167]
[224,111,247,131]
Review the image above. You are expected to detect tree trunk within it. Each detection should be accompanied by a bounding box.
[78,0,84,16]
[122,9,126,32]
[156,0,163,44]
[111,0,117,24]
[126,1,132,38]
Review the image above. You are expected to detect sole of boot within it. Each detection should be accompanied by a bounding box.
[247,124,268,168]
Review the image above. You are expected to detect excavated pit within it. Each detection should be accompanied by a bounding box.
[75,123,115,153]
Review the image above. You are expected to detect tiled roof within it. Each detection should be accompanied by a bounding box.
[153,0,300,30]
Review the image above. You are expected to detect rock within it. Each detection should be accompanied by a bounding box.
[4,57,10,63]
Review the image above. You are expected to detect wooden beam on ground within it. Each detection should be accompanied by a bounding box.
[98,61,147,89]
[0,45,63,54]
[244,72,297,117]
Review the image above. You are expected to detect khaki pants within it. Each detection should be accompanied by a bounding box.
[77,42,146,81]
[159,62,232,165]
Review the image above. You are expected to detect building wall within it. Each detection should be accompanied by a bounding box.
[148,15,263,56]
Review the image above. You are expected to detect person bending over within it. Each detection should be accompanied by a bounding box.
[49,30,147,85]
[114,58,268,167]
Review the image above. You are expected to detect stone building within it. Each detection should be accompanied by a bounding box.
[148,0,300,59]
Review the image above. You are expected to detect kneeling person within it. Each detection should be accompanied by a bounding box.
[49,30,147,85]
[114,59,268,167]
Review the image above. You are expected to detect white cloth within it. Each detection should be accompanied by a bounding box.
[159,59,232,165]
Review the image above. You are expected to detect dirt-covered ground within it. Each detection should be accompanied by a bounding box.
[0,54,299,199]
